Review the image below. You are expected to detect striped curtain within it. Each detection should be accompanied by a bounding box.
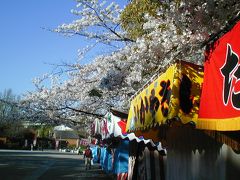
[128,141,165,180]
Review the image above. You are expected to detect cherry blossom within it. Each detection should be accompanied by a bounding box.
[23,0,240,130]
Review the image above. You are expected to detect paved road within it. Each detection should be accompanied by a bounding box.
[0,150,113,180]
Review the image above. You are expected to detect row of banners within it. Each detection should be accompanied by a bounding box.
[127,21,240,132]
[92,112,163,149]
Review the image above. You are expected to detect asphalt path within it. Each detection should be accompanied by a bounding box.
[0,150,113,180]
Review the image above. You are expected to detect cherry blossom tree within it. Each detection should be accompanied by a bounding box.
[54,0,134,46]
[23,0,240,130]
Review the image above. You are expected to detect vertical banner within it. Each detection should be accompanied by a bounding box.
[198,21,240,131]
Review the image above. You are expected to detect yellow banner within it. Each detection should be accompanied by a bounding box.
[126,61,203,132]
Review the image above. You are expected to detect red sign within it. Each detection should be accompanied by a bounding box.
[198,21,240,130]
[80,138,90,146]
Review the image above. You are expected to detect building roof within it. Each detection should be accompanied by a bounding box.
[54,130,79,140]
[54,125,73,131]
[110,108,128,119]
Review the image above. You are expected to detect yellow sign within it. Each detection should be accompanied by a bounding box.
[126,61,204,132]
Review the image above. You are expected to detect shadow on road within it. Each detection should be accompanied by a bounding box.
[0,150,114,180]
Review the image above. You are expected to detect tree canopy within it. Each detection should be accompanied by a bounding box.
[120,0,162,40]
[21,0,240,132]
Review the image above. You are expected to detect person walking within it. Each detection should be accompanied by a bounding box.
[84,145,93,170]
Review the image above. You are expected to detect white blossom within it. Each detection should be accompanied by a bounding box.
[23,0,240,129]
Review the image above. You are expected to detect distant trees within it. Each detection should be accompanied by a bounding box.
[36,125,53,138]
[0,89,59,150]
[0,89,21,122]
[0,89,24,138]
[0,89,38,138]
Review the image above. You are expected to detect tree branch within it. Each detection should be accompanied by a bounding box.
[65,106,104,118]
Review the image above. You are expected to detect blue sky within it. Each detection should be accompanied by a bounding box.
[0,0,126,96]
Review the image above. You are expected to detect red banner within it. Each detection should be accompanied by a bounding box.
[198,21,240,130]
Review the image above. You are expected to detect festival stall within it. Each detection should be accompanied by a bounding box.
[108,110,166,180]
[126,60,203,142]
[100,146,113,174]
[112,139,129,179]
[92,111,129,178]
[125,20,240,179]
[92,109,165,180]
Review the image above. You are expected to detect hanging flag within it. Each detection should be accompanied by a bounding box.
[198,21,240,131]
[126,61,203,132]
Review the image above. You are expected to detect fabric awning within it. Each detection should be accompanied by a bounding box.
[97,111,163,151]
[126,61,203,132]
[198,21,240,131]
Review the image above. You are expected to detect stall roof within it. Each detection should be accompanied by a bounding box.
[93,110,164,151]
